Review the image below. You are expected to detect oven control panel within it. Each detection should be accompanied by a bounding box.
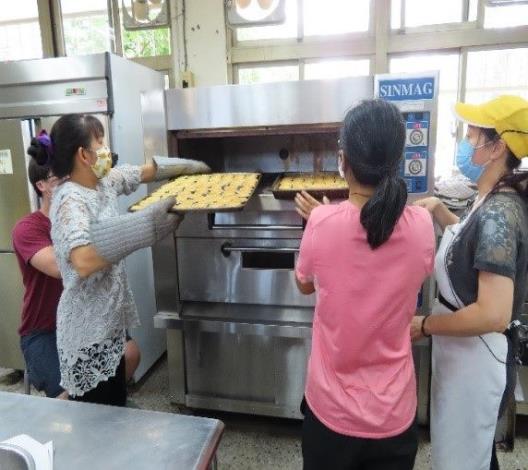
[374,73,438,196]
[402,111,430,194]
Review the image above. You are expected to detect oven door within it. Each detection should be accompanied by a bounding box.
[177,237,315,307]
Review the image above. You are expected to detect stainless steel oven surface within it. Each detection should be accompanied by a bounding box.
[177,237,313,307]
[184,319,310,418]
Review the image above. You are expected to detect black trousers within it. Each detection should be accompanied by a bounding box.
[71,356,127,407]
[490,440,499,470]
[302,401,418,470]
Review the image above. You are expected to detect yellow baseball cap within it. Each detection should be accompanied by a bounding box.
[454,95,528,159]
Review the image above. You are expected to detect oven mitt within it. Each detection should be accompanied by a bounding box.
[90,197,181,264]
[153,156,211,181]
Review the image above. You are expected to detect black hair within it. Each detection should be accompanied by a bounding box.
[27,159,50,198]
[340,99,407,249]
[480,127,528,200]
[27,114,105,179]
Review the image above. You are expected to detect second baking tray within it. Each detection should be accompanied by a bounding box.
[271,172,349,200]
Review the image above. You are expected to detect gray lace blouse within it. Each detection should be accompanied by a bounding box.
[445,191,528,322]
[50,166,142,396]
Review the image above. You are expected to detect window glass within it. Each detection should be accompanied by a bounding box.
[484,3,528,28]
[468,0,479,21]
[466,48,528,103]
[391,0,402,29]
[61,0,111,56]
[236,0,297,41]
[404,0,463,27]
[390,53,460,178]
[304,59,370,80]
[0,0,42,61]
[238,64,299,84]
[122,27,171,58]
[303,0,370,36]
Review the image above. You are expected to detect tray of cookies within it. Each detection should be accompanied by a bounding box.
[129,172,261,212]
[271,172,348,200]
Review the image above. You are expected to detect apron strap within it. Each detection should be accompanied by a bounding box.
[439,293,518,340]
[438,293,458,312]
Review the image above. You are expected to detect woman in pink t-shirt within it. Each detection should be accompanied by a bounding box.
[295,99,435,470]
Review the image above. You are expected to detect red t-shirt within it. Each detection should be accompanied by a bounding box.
[12,211,62,336]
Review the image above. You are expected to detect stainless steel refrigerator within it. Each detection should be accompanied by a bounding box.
[0,119,36,370]
[0,53,168,379]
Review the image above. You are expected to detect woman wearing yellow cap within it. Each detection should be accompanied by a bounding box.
[412,95,528,470]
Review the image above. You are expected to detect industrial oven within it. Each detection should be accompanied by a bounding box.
[154,74,439,422]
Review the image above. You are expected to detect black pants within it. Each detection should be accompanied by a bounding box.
[490,441,499,470]
[71,356,127,407]
[302,401,418,470]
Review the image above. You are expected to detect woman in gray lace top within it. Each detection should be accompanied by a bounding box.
[412,96,528,470]
[30,114,209,406]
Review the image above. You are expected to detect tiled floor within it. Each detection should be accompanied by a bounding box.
[2,357,527,469]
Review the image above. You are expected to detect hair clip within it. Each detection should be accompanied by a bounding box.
[36,130,54,164]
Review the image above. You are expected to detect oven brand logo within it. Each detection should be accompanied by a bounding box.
[378,78,435,101]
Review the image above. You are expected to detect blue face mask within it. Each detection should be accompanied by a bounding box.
[456,138,489,183]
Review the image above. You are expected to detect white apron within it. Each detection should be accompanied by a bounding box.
[431,211,508,470]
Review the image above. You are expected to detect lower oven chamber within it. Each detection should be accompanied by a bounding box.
[183,307,312,418]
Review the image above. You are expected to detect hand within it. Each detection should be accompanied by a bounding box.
[153,156,211,181]
[149,197,184,240]
[410,315,425,341]
[413,196,441,215]
[295,190,330,220]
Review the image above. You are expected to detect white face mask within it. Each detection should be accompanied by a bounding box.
[338,154,346,179]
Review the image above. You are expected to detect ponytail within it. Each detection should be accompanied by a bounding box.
[360,175,408,249]
[491,153,528,200]
[27,130,53,166]
[341,99,408,249]
[27,130,53,197]
[481,127,528,201]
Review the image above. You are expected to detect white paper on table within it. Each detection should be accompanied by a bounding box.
[1,434,53,470]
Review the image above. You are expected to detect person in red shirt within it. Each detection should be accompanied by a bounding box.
[13,146,141,398]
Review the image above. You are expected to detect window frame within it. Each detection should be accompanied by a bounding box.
[228,0,528,178]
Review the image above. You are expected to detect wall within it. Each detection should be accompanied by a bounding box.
[175,0,229,87]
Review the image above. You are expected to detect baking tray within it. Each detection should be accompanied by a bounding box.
[271,172,349,200]
[129,173,261,213]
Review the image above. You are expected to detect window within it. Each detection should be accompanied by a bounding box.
[303,0,370,36]
[390,53,460,178]
[468,0,479,21]
[163,72,170,89]
[465,48,528,104]
[122,28,171,58]
[236,0,370,42]
[392,0,464,29]
[484,3,528,28]
[61,0,112,56]
[236,0,298,41]
[0,0,42,61]
[304,58,370,80]
[238,64,299,84]
[391,0,402,29]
